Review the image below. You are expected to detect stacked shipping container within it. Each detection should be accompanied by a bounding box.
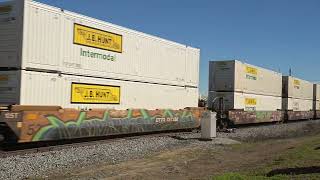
[282,76,314,120]
[208,60,319,124]
[313,84,320,110]
[313,84,320,118]
[208,60,283,124]
[0,0,199,109]
[208,60,282,111]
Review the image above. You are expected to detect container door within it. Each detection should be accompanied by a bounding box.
[0,70,20,105]
[0,0,24,68]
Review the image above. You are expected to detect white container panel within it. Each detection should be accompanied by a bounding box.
[23,3,61,69]
[186,47,200,86]
[59,12,187,86]
[18,71,198,109]
[18,1,199,87]
[236,61,282,97]
[283,76,313,100]
[0,0,24,67]
[208,91,281,111]
[209,60,282,97]
[282,98,313,111]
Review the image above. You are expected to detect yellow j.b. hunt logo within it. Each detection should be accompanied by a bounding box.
[71,83,120,104]
[245,98,257,105]
[245,98,257,111]
[74,24,123,53]
[245,66,258,80]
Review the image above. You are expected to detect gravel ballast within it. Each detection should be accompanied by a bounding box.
[0,120,319,179]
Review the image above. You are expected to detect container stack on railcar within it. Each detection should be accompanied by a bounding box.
[313,84,320,119]
[0,0,200,110]
[282,76,314,121]
[208,60,283,125]
[0,0,208,144]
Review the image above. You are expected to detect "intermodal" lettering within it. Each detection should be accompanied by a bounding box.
[80,48,116,61]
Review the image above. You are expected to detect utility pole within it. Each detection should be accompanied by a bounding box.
[289,68,292,76]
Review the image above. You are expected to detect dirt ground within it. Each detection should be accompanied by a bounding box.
[53,133,320,180]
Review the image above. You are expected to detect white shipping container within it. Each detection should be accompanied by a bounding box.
[282,76,313,100]
[208,91,282,111]
[209,60,282,97]
[0,0,199,87]
[313,84,320,101]
[313,84,320,111]
[0,70,198,109]
[282,98,313,111]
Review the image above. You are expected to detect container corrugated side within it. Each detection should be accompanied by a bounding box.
[208,91,282,111]
[9,70,198,109]
[0,0,23,67]
[282,76,313,100]
[282,98,313,111]
[209,60,282,97]
[237,61,282,97]
[186,47,200,87]
[18,0,199,87]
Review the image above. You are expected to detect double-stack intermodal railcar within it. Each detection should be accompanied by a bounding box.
[208,60,318,127]
[0,0,209,144]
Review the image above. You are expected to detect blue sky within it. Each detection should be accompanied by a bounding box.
[37,0,320,95]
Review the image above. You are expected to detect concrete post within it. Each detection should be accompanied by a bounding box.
[201,111,217,140]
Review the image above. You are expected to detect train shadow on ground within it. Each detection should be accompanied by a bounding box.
[267,166,320,177]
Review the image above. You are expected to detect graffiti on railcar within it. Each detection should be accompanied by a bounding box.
[286,111,313,121]
[21,109,201,142]
[228,111,283,124]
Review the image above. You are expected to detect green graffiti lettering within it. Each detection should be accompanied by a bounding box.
[31,109,197,142]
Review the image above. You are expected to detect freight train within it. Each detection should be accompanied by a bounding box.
[0,0,209,144]
[208,60,320,128]
[0,0,317,144]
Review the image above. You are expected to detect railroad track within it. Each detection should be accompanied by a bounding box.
[0,130,197,158]
[1,119,317,158]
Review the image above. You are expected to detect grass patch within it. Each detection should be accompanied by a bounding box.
[260,135,320,175]
[214,134,320,179]
[213,173,286,180]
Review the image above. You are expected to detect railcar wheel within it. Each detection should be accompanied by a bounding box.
[0,134,4,142]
